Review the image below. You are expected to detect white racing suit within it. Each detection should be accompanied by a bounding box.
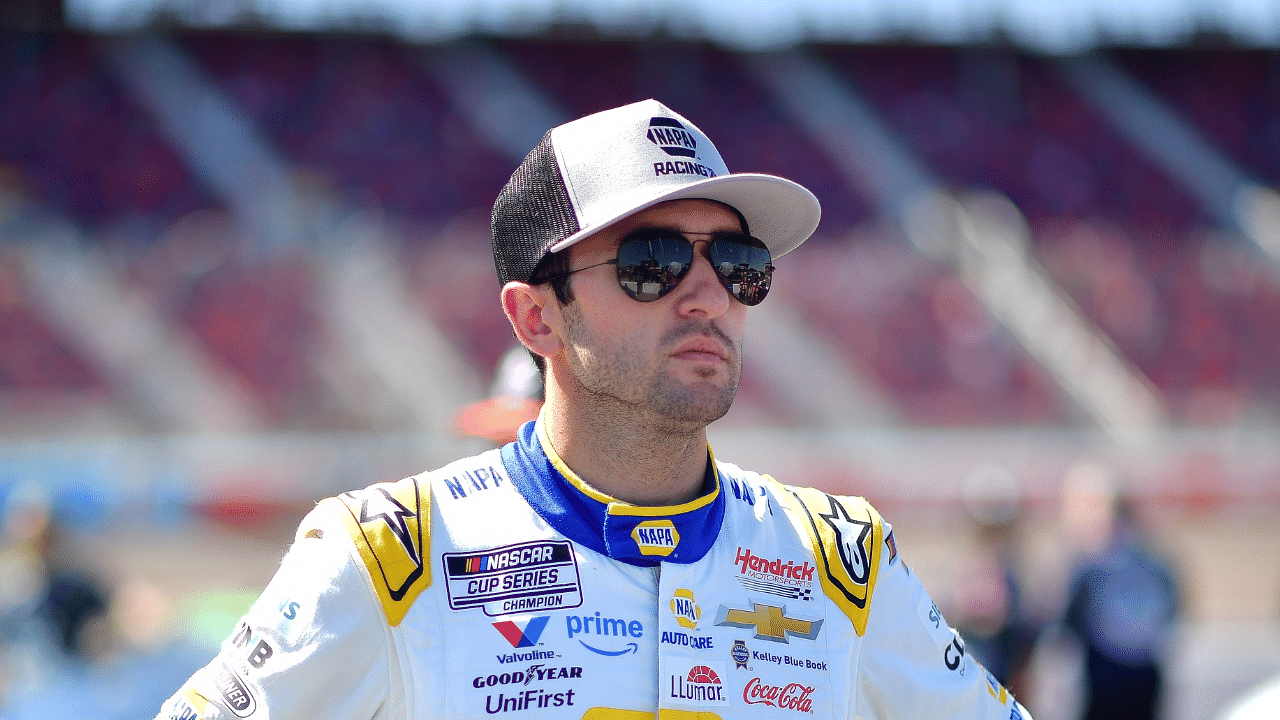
[157,419,1031,719]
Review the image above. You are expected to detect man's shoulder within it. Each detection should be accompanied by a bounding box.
[315,473,434,627]
[723,469,889,637]
[309,448,505,626]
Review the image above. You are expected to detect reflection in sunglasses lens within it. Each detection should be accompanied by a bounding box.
[614,231,772,305]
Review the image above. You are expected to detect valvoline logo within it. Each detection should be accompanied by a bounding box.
[632,520,679,557]
[493,616,550,648]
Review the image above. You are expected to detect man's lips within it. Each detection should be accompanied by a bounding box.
[671,337,729,362]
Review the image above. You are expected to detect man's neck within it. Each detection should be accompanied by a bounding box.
[539,395,711,507]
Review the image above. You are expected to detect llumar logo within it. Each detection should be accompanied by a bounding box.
[632,520,679,556]
[714,602,823,644]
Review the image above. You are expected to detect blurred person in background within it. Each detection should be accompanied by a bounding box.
[153,99,1030,719]
[0,482,109,701]
[1057,462,1180,720]
[455,344,543,446]
[952,466,1037,697]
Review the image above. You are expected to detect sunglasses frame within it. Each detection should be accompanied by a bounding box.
[534,228,775,306]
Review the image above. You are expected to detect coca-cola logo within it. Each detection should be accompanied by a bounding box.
[743,677,814,713]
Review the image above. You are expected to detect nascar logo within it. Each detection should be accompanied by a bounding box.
[444,540,582,616]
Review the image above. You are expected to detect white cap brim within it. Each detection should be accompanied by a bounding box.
[546,171,822,260]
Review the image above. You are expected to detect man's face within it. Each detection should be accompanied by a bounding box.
[552,199,750,426]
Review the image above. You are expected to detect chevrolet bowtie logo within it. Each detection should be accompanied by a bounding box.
[714,602,823,643]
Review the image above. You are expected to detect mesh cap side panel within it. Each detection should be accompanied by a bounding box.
[491,131,579,286]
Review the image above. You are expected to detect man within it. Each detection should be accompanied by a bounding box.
[156,99,1031,719]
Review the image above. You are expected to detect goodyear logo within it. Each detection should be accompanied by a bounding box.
[632,520,679,556]
[670,588,701,629]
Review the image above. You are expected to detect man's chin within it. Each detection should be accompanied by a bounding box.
[655,381,738,425]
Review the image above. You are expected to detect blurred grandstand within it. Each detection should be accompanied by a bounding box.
[2,1,1280,717]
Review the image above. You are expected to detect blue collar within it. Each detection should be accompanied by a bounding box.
[500,419,725,567]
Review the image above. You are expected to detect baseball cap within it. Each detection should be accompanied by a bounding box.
[491,99,822,286]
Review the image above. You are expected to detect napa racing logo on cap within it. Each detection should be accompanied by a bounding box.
[647,117,697,157]
[444,540,583,617]
[647,117,717,178]
[632,520,679,557]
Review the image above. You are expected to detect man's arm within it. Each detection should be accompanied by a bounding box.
[854,528,1032,720]
[155,502,392,720]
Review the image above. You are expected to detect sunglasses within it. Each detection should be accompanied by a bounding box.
[536,228,775,306]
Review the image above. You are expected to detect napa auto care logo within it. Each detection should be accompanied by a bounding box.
[669,588,701,629]
[632,520,679,557]
[743,677,815,713]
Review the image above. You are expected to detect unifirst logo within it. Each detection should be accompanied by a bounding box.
[670,588,701,629]
[633,520,679,557]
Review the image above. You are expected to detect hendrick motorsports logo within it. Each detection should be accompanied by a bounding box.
[734,546,815,601]
[444,541,582,617]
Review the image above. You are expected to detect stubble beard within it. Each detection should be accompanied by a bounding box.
[562,304,741,427]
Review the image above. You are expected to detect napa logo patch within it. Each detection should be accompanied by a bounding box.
[647,117,697,157]
[444,540,583,616]
[670,588,701,629]
[161,684,209,720]
[632,520,679,556]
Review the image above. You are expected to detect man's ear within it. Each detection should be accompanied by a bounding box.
[501,281,563,362]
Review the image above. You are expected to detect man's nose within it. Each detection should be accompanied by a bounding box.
[673,240,732,318]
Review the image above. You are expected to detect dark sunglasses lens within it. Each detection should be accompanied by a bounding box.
[615,234,693,302]
[709,235,773,306]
